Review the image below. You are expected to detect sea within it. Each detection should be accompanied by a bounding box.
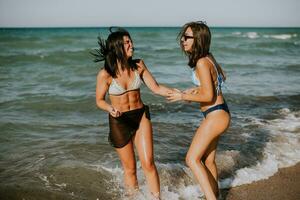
[0,27,299,200]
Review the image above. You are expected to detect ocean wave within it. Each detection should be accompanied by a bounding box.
[244,32,259,39]
[0,47,90,57]
[93,161,206,199]
[103,108,298,194]
[220,108,300,188]
[35,165,119,199]
[285,64,300,71]
[81,106,300,198]
[222,32,298,40]
[232,31,241,35]
[263,33,297,40]
[215,31,260,39]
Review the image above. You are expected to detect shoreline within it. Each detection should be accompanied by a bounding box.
[1,163,299,199]
[223,162,300,200]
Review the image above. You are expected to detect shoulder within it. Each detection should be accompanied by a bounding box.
[97,68,111,82]
[133,59,147,73]
[195,57,212,71]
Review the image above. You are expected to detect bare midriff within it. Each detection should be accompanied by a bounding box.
[200,93,225,112]
[109,89,144,112]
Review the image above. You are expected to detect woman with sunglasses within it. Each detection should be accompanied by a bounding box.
[93,27,173,199]
[167,21,231,200]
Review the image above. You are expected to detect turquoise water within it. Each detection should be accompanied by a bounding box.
[0,27,300,199]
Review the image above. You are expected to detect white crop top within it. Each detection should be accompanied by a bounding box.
[108,70,142,95]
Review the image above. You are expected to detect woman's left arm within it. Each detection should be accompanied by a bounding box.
[137,60,173,97]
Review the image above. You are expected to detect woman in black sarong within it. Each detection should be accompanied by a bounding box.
[93,27,173,199]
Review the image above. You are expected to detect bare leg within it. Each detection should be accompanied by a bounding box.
[134,113,160,199]
[115,140,138,196]
[186,111,230,200]
[202,137,219,196]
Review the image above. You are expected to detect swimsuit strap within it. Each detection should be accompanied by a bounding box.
[206,57,220,76]
[206,57,224,95]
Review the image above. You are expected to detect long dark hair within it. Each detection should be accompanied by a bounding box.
[178,21,211,68]
[91,27,136,78]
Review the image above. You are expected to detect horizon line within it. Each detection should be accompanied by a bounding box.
[1,25,300,29]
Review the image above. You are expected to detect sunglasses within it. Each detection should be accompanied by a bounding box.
[182,35,194,41]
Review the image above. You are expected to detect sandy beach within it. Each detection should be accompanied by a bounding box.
[0,165,299,200]
[222,163,300,200]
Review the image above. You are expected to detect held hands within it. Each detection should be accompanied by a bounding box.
[108,106,122,117]
[166,88,183,102]
[166,87,199,102]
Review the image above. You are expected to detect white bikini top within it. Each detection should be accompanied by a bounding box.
[108,70,142,95]
[191,57,225,95]
[191,69,201,86]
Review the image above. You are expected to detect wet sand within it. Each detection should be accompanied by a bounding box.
[223,163,300,200]
[0,164,299,199]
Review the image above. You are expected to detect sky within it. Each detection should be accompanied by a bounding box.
[0,0,299,27]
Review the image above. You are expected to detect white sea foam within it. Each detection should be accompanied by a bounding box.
[174,185,204,200]
[54,182,67,188]
[62,47,87,53]
[164,109,300,192]
[232,32,241,35]
[244,32,259,39]
[264,108,300,168]
[94,161,206,199]
[220,153,278,188]
[220,108,300,188]
[90,158,123,177]
[97,108,300,198]
[37,173,51,188]
[263,34,297,40]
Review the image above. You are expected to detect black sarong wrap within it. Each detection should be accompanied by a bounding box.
[108,105,151,148]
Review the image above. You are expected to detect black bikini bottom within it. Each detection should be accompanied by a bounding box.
[108,105,151,148]
[202,102,230,118]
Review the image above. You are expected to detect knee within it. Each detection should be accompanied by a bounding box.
[141,159,156,172]
[185,155,199,168]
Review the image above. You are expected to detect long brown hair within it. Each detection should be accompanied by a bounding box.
[91,27,136,78]
[178,21,211,68]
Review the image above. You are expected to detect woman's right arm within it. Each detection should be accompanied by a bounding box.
[183,87,200,95]
[167,59,214,103]
[96,69,121,117]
